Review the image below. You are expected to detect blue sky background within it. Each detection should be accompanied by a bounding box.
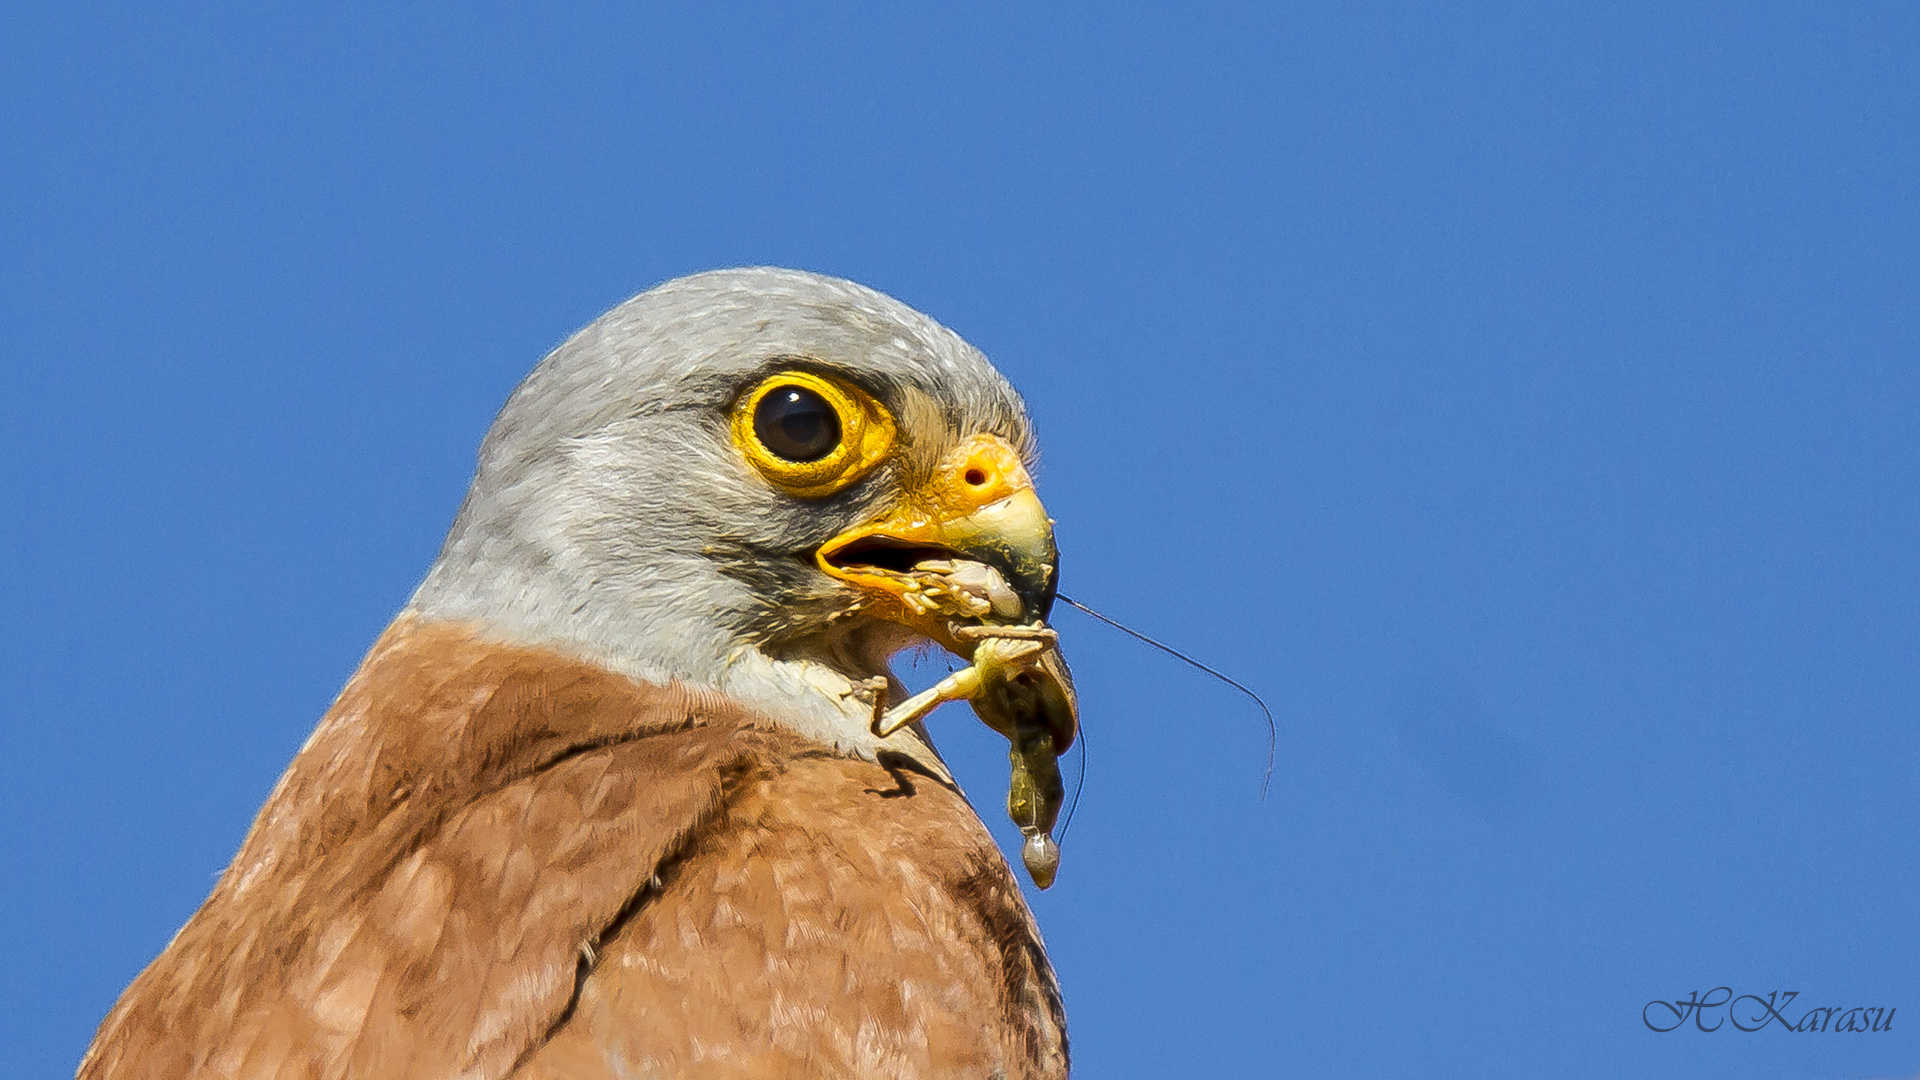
[4,3,1916,1078]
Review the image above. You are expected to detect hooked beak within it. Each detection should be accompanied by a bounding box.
[816,433,1057,650]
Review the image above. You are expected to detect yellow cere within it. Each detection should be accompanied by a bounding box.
[731,369,898,498]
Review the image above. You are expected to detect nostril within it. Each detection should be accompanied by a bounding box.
[964,468,988,487]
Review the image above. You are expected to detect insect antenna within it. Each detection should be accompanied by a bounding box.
[1057,713,1089,842]
[1056,593,1276,798]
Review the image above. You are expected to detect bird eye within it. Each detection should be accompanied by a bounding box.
[732,369,898,498]
[753,385,841,463]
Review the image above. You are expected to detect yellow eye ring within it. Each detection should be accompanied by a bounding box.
[731,369,897,498]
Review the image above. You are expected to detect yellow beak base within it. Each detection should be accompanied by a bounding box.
[816,434,1058,654]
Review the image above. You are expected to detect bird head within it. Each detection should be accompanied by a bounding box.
[408,268,1063,769]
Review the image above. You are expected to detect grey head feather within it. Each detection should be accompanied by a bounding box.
[408,268,1033,746]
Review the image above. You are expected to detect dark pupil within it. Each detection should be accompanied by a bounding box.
[754,386,841,463]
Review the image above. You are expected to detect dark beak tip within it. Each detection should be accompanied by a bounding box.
[1026,589,1057,624]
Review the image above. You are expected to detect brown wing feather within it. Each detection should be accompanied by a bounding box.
[79,619,763,1079]
[78,619,1068,1079]
[519,745,1069,1080]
